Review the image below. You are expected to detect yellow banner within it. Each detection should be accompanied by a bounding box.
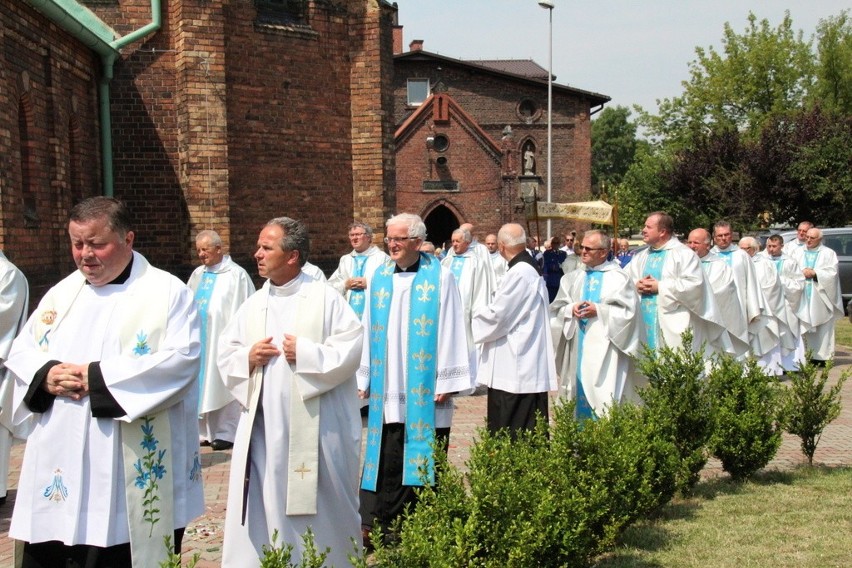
[534,200,613,224]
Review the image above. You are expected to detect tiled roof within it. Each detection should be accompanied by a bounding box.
[471,59,550,80]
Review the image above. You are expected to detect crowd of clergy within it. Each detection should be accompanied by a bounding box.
[0,197,844,568]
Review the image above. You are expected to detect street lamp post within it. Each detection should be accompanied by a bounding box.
[538,0,554,241]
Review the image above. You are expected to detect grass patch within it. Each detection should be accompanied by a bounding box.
[594,466,852,568]
[836,318,852,349]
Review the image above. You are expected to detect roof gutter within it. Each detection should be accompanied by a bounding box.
[24,0,162,197]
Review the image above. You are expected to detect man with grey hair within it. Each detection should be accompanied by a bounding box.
[358,213,471,545]
[218,217,364,567]
[328,221,389,319]
[793,227,844,363]
[472,223,556,435]
[484,233,508,286]
[783,220,814,257]
[442,226,492,380]
[188,229,255,451]
[739,236,795,375]
[552,230,642,419]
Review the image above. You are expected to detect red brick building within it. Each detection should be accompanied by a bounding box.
[392,34,609,248]
[1,0,395,302]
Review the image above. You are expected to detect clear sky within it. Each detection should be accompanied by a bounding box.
[393,1,848,116]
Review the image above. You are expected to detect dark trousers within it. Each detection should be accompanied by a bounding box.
[486,387,549,438]
[359,422,450,531]
[21,528,185,568]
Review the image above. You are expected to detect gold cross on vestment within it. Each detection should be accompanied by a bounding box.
[294,463,312,479]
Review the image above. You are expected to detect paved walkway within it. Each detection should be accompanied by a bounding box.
[1,348,850,566]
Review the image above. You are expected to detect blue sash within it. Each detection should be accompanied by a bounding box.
[803,250,818,301]
[193,271,218,412]
[640,248,667,351]
[576,270,603,421]
[361,253,442,490]
[772,257,783,274]
[718,249,733,266]
[450,255,467,283]
[349,254,369,318]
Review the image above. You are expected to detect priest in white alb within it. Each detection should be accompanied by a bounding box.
[627,212,731,355]
[327,221,390,320]
[472,223,557,435]
[188,229,255,451]
[358,213,472,545]
[6,197,203,568]
[0,250,28,506]
[763,234,806,369]
[792,227,844,363]
[218,217,364,568]
[552,230,643,419]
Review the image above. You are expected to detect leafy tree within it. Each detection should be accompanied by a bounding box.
[813,11,852,114]
[639,12,815,146]
[614,144,674,235]
[591,106,638,190]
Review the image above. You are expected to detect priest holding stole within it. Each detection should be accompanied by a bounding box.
[218,217,364,567]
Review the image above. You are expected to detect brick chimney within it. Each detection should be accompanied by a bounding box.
[393,24,404,54]
[409,39,424,52]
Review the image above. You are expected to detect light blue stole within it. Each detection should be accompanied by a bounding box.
[349,254,369,318]
[576,270,603,421]
[193,271,218,412]
[803,250,818,301]
[717,249,733,266]
[450,255,467,283]
[640,248,667,351]
[361,253,442,490]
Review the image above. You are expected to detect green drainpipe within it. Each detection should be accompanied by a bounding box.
[24,0,162,197]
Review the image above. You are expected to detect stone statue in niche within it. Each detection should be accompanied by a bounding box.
[523,143,536,175]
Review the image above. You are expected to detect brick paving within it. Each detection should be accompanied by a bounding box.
[2,348,850,566]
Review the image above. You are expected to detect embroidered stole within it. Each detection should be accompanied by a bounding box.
[803,250,818,302]
[576,270,602,421]
[449,255,467,283]
[361,253,441,491]
[349,255,369,318]
[193,271,218,411]
[31,260,174,568]
[717,249,733,266]
[239,280,325,518]
[640,249,667,351]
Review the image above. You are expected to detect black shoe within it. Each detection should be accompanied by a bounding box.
[200,440,211,447]
[211,439,234,451]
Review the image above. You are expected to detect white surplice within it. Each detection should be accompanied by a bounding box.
[6,252,203,548]
[472,259,557,395]
[489,250,508,288]
[763,251,806,370]
[628,238,731,354]
[551,261,643,414]
[751,254,797,374]
[356,263,472,429]
[442,250,492,379]
[218,273,363,568]
[699,253,750,358]
[791,245,844,360]
[0,251,28,499]
[188,255,255,442]
[327,245,390,304]
[302,262,327,282]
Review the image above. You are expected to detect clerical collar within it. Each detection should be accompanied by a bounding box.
[508,250,541,275]
[394,258,421,273]
[89,255,134,286]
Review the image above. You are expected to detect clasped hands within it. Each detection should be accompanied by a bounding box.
[44,363,89,400]
[636,275,659,295]
[249,334,297,374]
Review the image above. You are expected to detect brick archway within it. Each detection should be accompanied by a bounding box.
[422,201,462,251]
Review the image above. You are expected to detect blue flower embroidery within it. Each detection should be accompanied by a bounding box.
[43,469,69,502]
[133,415,167,536]
[189,452,202,482]
[133,331,151,356]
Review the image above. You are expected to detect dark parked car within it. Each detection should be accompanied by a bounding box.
[779,228,852,307]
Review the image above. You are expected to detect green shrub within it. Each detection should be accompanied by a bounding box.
[779,356,849,465]
[258,528,330,568]
[372,400,680,567]
[159,535,199,568]
[707,355,782,480]
[637,329,714,492]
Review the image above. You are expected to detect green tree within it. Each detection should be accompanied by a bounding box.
[813,11,852,114]
[640,12,815,146]
[591,106,638,190]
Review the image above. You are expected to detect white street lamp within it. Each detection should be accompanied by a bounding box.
[538,0,554,241]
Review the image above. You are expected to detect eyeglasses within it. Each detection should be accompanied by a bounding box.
[579,246,606,252]
[384,236,418,244]
[349,232,367,238]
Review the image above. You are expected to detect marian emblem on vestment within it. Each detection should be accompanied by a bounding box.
[40,310,57,325]
[133,331,151,356]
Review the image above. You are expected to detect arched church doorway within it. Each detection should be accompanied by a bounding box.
[423,204,459,251]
